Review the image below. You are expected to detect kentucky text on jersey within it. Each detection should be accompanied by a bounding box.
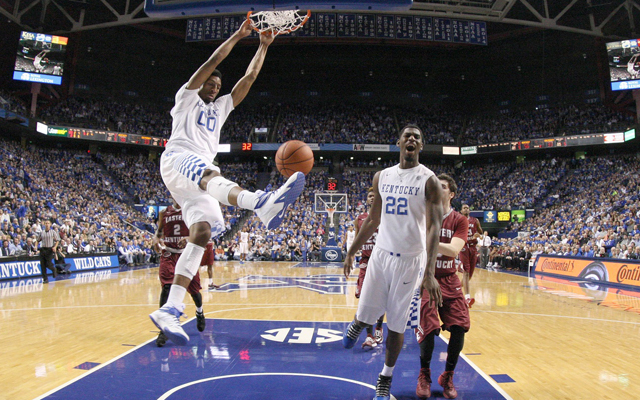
[379,184,421,196]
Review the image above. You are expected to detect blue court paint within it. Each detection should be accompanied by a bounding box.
[41,319,509,400]
[490,374,516,383]
[209,274,355,294]
[74,362,100,370]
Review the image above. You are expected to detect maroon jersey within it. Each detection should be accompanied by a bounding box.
[162,205,189,250]
[435,210,469,277]
[467,216,480,245]
[357,212,378,260]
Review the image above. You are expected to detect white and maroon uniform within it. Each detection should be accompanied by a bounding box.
[357,164,435,333]
[355,212,378,299]
[416,209,470,342]
[459,215,480,278]
[159,205,201,294]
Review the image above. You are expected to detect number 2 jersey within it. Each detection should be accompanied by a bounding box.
[164,84,235,162]
[374,164,435,256]
[162,205,190,252]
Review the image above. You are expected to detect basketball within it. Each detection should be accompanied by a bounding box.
[275,140,314,178]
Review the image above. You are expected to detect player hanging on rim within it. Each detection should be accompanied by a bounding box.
[153,199,207,347]
[342,124,444,400]
[150,21,306,346]
[415,174,470,399]
[354,187,385,349]
[458,204,483,307]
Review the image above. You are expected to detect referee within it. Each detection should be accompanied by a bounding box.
[38,220,60,283]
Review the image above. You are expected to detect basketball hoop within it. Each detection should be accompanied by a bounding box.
[247,10,311,36]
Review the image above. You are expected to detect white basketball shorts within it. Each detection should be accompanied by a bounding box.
[160,150,224,230]
[239,242,249,254]
[356,246,426,333]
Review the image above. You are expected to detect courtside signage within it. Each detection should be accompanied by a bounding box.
[533,255,640,288]
[0,254,119,280]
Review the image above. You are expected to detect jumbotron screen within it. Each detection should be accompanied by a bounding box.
[13,31,68,85]
[606,38,640,91]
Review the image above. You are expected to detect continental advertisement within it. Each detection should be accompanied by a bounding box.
[533,255,640,288]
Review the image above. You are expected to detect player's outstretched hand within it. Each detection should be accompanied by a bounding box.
[421,275,442,308]
[237,19,253,39]
[260,29,275,46]
[343,254,354,278]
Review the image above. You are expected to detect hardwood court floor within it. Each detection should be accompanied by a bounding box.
[1,262,639,400]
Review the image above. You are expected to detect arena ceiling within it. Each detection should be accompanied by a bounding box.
[2,0,640,39]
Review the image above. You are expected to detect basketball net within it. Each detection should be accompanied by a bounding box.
[326,207,336,228]
[247,10,311,36]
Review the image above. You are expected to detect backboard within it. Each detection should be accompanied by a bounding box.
[314,193,348,214]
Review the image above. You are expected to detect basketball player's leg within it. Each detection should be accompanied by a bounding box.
[199,167,305,230]
[415,294,441,398]
[187,272,206,332]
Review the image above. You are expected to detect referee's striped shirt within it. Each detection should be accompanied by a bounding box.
[38,229,60,248]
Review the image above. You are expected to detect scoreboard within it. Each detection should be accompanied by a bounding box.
[186,14,487,45]
[461,133,630,155]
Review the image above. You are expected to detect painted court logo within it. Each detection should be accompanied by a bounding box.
[261,327,342,344]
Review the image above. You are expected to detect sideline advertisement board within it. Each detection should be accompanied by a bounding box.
[533,254,640,289]
[0,253,119,280]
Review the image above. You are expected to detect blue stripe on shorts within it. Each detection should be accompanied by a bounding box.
[174,154,208,185]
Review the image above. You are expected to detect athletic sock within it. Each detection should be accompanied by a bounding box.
[381,364,395,377]
[166,284,187,308]
[237,190,260,210]
[196,306,203,313]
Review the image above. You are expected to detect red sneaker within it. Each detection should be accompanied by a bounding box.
[466,297,475,308]
[416,368,431,398]
[438,371,457,399]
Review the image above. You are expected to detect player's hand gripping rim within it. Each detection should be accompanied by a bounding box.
[421,275,443,308]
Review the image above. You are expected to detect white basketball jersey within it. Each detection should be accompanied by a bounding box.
[375,164,435,255]
[346,230,355,243]
[165,83,235,162]
[240,231,249,244]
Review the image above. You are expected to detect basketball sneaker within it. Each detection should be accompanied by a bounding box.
[374,374,393,400]
[416,368,432,399]
[438,371,458,399]
[362,334,377,349]
[466,297,475,308]
[374,326,384,345]
[149,303,189,346]
[342,320,364,349]
[155,332,167,348]
[208,283,220,290]
[196,310,206,332]
[254,172,305,230]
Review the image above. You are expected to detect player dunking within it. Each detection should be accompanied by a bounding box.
[153,200,206,347]
[415,174,469,399]
[342,124,444,400]
[354,187,384,349]
[458,204,483,307]
[150,21,306,346]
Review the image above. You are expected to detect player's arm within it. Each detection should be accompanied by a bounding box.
[421,175,444,307]
[230,31,275,107]
[438,218,469,257]
[473,219,483,237]
[186,20,253,90]
[343,172,382,278]
[153,209,167,252]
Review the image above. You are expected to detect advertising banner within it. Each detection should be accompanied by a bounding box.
[533,255,640,288]
[0,254,119,280]
[483,210,496,223]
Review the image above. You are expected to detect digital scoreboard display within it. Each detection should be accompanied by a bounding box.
[14,31,68,85]
[325,177,338,192]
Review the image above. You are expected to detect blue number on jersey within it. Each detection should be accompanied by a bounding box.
[197,111,217,132]
[385,196,408,215]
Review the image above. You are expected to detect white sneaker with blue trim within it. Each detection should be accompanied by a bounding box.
[254,172,305,230]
